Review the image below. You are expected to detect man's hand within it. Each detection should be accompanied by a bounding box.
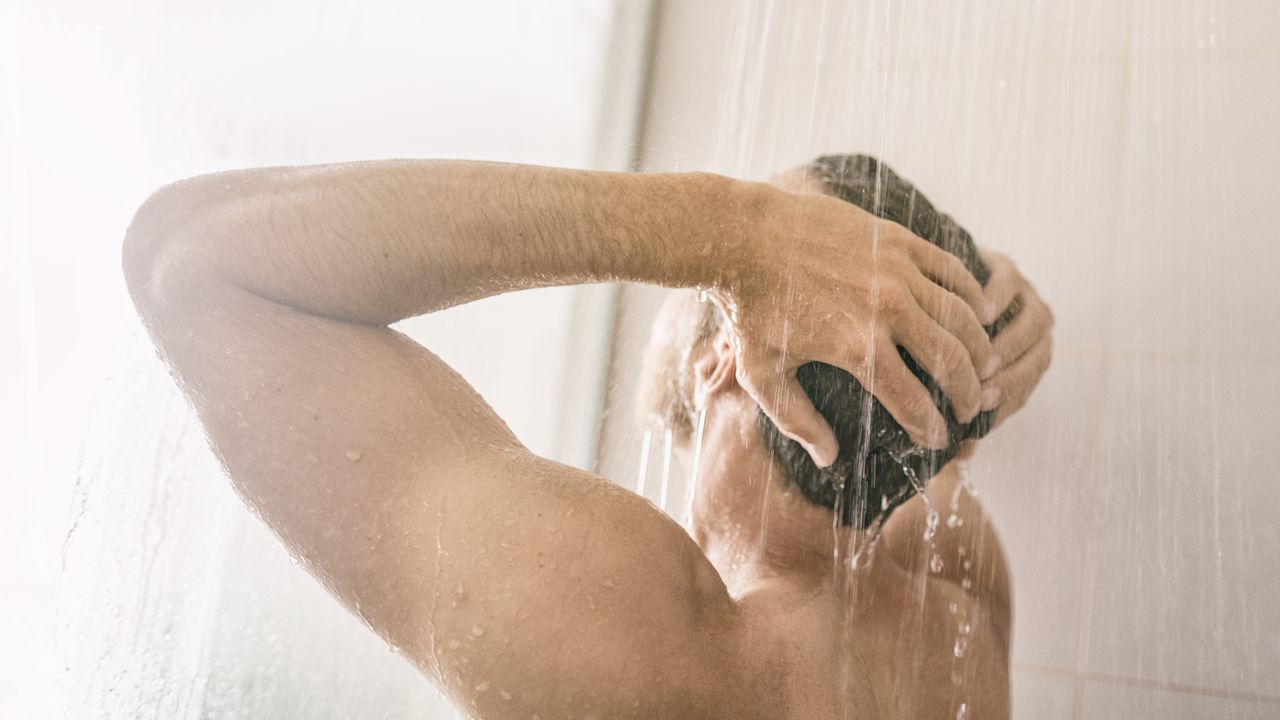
[710,183,1002,467]
[978,249,1054,426]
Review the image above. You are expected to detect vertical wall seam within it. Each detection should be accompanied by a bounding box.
[1071,0,1137,717]
[589,0,663,474]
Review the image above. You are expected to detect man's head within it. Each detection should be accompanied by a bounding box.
[638,155,1014,531]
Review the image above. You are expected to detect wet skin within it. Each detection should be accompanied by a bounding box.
[669,353,1012,720]
[124,159,1049,719]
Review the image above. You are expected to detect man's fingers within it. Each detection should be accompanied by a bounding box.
[989,333,1053,424]
[892,307,984,424]
[910,276,999,380]
[980,250,1022,318]
[908,239,997,323]
[739,365,839,467]
[991,291,1053,365]
[862,338,950,448]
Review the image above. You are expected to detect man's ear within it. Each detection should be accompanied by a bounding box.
[692,335,738,409]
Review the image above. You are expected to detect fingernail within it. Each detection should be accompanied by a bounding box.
[981,385,1001,410]
[982,355,1002,380]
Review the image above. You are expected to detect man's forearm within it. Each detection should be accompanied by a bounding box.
[127,160,757,324]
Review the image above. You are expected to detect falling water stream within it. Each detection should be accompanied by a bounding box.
[40,0,1279,717]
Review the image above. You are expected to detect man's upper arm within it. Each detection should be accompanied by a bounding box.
[127,243,759,719]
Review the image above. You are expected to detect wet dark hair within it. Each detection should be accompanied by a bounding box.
[758,154,1016,529]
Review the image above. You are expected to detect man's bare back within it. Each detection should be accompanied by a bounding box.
[124,158,1050,719]
[728,463,1012,719]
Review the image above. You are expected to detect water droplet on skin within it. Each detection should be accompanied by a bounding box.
[600,578,617,589]
[961,578,973,590]
[948,602,959,615]
[471,625,485,636]
[345,449,362,462]
[500,690,513,701]
[930,554,944,573]
[923,511,939,541]
[447,639,461,650]
[475,680,490,692]
[954,637,969,657]
[946,513,962,528]
[960,622,972,635]
[697,288,709,303]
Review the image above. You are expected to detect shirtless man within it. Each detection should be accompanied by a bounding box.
[124,155,1053,719]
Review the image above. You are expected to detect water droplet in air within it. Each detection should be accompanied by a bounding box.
[961,578,973,590]
[946,513,962,528]
[948,602,958,615]
[930,554,944,573]
[956,702,968,720]
[959,622,972,635]
[345,449,362,462]
[954,637,969,658]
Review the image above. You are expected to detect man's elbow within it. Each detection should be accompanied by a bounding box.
[122,185,178,300]
[121,178,220,315]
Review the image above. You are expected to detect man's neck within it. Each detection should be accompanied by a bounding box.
[684,415,874,594]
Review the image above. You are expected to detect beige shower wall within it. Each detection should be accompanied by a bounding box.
[596,1,1280,718]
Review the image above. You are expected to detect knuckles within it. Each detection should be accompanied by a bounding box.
[869,282,913,317]
[938,338,974,381]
